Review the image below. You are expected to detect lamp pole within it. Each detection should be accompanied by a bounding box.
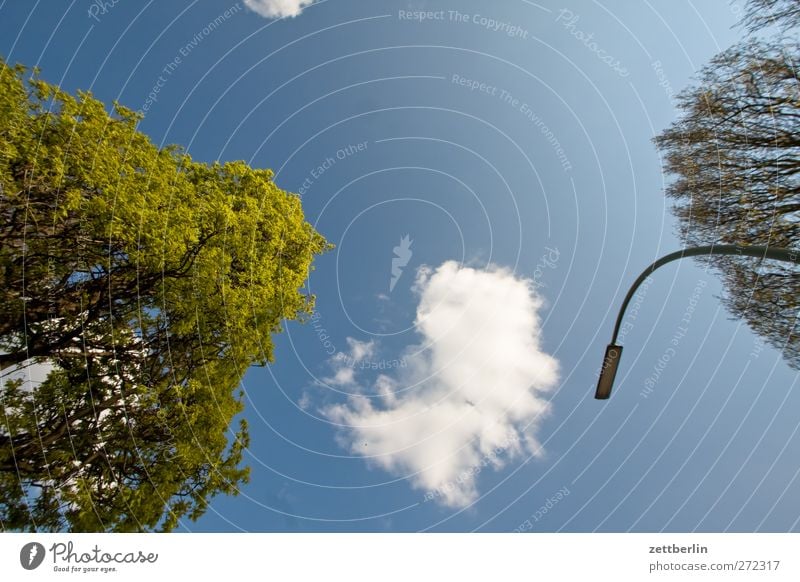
[595,244,800,400]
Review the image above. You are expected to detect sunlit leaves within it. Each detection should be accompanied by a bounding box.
[0,59,330,531]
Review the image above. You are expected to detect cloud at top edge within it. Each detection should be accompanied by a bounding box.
[243,0,315,19]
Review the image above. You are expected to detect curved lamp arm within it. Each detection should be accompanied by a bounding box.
[596,245,800,400]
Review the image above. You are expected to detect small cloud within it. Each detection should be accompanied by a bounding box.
[323,261,559,508]
[322,338,376,387]
[346,338,375,362]
[298,392,312,410]
[390,234,414,292]
[243,0,315,18]
[325,366,356,387]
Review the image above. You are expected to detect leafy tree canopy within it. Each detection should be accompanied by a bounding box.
[0,59,330,531]
[655,7,800,368]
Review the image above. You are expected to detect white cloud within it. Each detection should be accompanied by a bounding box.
[243,0,315,18]
[321,338,378,387]
[324,261,559,508]
[346,337,375,362]
[326,365,356,387]
[298,392,312,410]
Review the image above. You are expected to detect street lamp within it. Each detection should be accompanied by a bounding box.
[595,244,800,400]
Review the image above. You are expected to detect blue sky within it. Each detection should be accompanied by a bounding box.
[3,0,800,532]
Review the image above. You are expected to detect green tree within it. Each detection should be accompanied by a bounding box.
[654,21,800,367]
[0,59,330,531]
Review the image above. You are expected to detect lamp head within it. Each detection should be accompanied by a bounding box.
[595,344,623,400]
